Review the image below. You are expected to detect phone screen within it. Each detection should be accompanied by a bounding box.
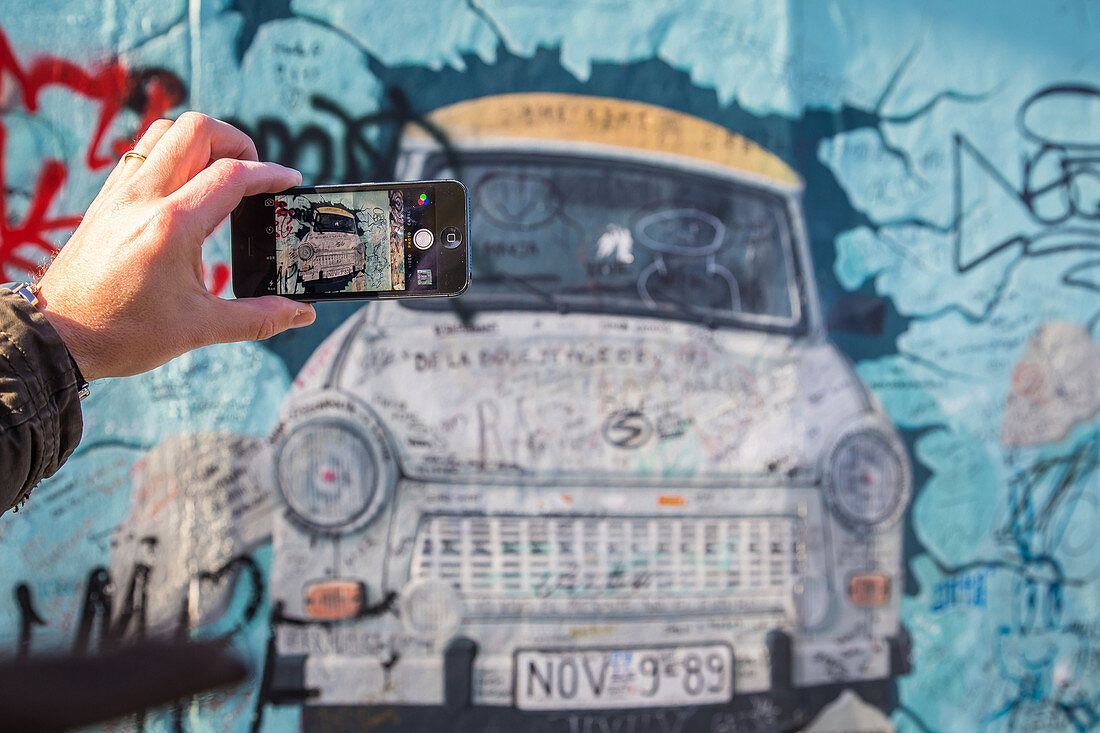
[232,180,468,301]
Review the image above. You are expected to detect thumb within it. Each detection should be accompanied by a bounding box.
[203,295,316,344]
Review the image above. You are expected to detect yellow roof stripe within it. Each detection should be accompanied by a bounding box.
[410,93,800,188]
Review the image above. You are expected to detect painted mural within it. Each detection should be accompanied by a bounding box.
[0,2,1097,732]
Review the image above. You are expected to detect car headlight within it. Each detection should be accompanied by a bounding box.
[298,243,315,261]
[824,430,910,530]
[276,417,388,532]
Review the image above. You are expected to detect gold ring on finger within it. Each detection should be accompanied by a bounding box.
[122,151,147,165]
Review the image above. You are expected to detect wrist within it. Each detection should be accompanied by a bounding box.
[40,309,95,392]
[39,309,100,385]
[18,281,100,385]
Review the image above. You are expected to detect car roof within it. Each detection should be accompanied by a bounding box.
[316,206,354,217]
[403,93,801,191]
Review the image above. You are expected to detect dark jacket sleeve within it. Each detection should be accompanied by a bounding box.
[0,289,84,514]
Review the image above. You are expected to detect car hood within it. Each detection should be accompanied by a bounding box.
[304,231,358,249]
[286,304,872,483]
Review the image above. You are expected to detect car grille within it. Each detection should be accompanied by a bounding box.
[317,252,355,268]
[409,515,806,618]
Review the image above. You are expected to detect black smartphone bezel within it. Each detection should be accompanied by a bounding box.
[231,179,469,302]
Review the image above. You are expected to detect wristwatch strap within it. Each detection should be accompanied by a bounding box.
[10,282,41,309]
[10,282,91,400]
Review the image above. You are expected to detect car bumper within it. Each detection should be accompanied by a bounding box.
[289,655,903,733]
[268,623,911,710]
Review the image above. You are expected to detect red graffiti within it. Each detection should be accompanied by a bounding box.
[203,262,231,297]
[0,23,186,280]
[0,127,81,280]
[274,199,294,239]
[0,25,183,169]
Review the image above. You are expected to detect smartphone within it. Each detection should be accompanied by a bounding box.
[231,180,468,301]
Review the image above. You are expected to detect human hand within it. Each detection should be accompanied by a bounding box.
[36,113,315,381]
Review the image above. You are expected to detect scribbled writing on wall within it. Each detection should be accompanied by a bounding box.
[953,84,1100,330]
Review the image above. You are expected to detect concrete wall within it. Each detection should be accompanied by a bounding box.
[1,2,1098,731]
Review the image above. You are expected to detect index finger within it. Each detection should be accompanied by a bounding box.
[168,158,302,237]
[136,112,260,196]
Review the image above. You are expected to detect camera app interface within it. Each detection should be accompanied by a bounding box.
[272,189,437,296]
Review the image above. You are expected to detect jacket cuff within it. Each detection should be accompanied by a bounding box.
[0,289,85,512]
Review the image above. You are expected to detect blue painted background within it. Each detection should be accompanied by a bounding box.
[1,1,1098,731]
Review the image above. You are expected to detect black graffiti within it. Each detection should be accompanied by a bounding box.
[13,552,265,733]
[72,565,144,653]
[226,87,461,184]
[709,697,783,733]
[999,431,1100,556]
[123,67,188,117]
[248,593,401,732]
[951,84,1100,328]
[248,593,400,731]
[14,583,45,660]
[367,206,386,228]
[271,590,398,626]
[603,410,653,449]
[549,708,695,733]
[250,602,316,733]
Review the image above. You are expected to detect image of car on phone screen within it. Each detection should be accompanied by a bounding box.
[275,193,395,295]
[262,93,913,730]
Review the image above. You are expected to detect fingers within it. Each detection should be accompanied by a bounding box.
[138,112,261,195]
[168,158,301,236]
[201,295,316,345]
[132,118,176,158]
[99,118,175,196]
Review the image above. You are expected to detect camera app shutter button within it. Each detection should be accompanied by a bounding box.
[413,228,434,250]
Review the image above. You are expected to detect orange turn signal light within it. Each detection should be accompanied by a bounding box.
[847,573,890,607]
[305,579,366,620]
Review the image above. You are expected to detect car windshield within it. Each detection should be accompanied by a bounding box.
[315,212,356,234]
[409,153,804,331]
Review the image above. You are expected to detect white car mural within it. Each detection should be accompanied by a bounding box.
[258,94,913,729]
[287,205,363,293]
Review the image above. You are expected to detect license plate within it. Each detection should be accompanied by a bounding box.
[515,643,733,711]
